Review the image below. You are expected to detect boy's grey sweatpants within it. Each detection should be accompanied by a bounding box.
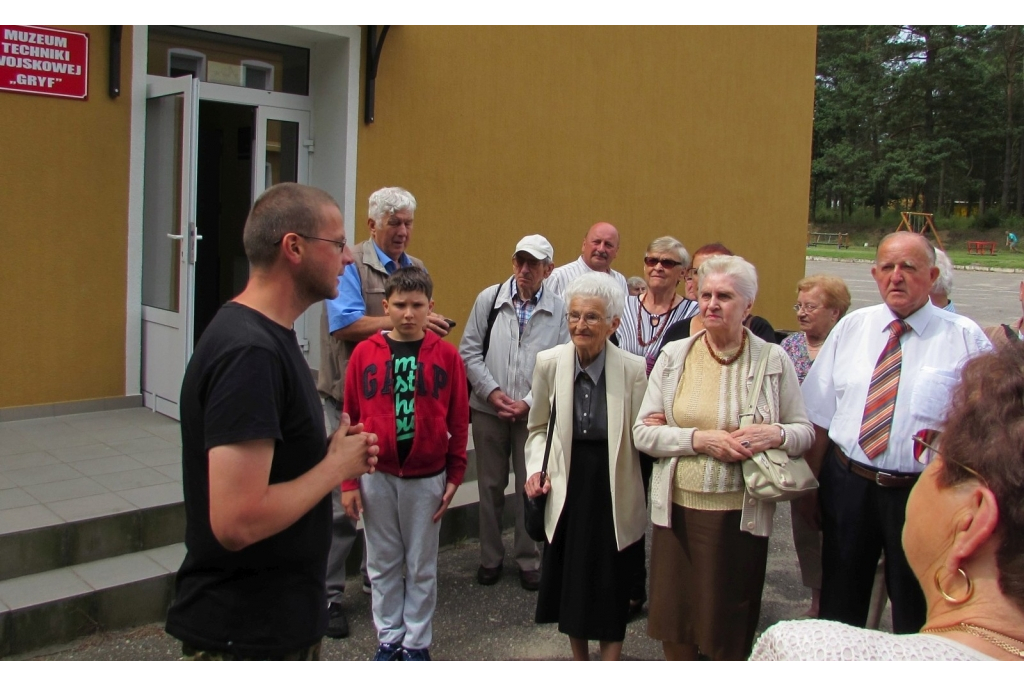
[361,470,446,650]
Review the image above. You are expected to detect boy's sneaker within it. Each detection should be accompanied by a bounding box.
[372,642,403,661]
[401,647,431,661]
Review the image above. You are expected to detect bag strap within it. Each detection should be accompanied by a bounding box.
[743,341,771,419]
[540,397,557,479]
[480,283,503,360]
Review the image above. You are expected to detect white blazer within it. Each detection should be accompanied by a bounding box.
[525,341,649,550]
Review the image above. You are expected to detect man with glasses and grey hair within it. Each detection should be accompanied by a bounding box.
[317,187,453,638]
[460,235,569,591]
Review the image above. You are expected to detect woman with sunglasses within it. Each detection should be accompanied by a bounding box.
[616,236,698,612]
[752,344,1024,660]
[659,244,777,350]
[617,236,698,376]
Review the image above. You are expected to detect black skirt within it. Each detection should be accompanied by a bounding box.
[535,437,642,642]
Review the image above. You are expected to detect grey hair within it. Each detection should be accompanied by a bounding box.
[697,255,758,305]
[932,249,954,296]
[368,187,417,223]
[646,236,691,267]
[626,276,646,290]
[564,271,625,321]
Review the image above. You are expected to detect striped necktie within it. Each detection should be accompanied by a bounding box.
[859,319,911,460]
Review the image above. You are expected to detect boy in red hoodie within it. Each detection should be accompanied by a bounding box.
[341,267,468,661]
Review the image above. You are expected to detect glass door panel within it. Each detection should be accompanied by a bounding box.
[141,75,199,420]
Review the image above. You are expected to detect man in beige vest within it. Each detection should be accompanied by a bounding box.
[317,187,452,638]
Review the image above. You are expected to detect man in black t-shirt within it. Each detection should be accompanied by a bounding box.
[165,183,380,660]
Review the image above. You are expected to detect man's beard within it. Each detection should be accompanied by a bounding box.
[296,263,337,304]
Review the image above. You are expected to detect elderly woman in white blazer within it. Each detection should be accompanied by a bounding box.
[524,272,648,661]
[632,255,813,661]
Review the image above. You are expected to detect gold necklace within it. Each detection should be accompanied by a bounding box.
[702,330,746,366]
[922,622,1024,658]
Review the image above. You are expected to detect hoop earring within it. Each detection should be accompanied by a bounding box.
[934,567,974,605]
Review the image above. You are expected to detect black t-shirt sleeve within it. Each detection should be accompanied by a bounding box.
[202,345,286,450]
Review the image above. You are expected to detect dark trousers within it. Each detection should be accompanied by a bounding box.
[819,447,926,634]
[628,452,656,602]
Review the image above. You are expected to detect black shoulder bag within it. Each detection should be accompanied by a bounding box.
[523,398,556,543]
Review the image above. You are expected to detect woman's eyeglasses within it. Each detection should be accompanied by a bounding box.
[793,303,822,313]
[644,256,683,269]
[911,429,988,486]
[567,312,609,326]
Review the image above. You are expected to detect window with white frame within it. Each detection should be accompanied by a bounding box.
[168,48,207,80]
[242,60,275,91]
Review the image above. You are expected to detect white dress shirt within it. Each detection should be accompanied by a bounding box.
[547,256,629,301]
[801,302,992,473]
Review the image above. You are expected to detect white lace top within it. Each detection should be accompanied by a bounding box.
[750,620,994,661]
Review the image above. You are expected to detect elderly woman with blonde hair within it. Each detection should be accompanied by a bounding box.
[634,255,814,660]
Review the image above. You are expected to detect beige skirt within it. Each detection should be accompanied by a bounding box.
[648,504,769,660]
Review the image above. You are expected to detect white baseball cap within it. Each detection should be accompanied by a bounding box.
[513,234,554,261]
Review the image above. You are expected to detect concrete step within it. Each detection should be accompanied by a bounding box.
[0,543,185,657]
[0,502,184,582]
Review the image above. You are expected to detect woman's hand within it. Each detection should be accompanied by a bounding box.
[642,412,667,427]
[693,429,754,463]
[525,472,550,498]
[730,424,784,453]
[341,489,363,521]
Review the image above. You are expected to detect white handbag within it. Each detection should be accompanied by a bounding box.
[740,345,818,502]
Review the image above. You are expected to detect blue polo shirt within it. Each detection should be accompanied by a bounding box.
[326,242,416,334]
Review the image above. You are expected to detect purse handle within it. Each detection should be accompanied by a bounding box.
[740,342,771,425]
[539,397,557,484]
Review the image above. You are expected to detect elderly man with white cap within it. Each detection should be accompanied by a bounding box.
[460,235,570,591]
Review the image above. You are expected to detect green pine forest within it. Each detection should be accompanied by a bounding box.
[812,26,1024,236]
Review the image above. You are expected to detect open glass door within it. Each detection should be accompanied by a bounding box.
[253,106,312,353]
[141,75,199,419]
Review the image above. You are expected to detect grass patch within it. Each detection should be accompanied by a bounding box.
[807,244,1024,269]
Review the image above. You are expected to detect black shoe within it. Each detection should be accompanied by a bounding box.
[476,564,502,585]
[519,568,541,591]
[326,603,350,639]
[628,589,647,616]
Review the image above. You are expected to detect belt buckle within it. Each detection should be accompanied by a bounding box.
[875,471,884,486]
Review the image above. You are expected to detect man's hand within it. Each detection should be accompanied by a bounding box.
[324,412,379,483]
[341,489,363,521]
[502,400,530,421]
[525,472,550,499]
[432,482,459,523]
[425,313,452,337]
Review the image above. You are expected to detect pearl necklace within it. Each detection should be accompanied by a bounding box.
[922,622,1024,658]
[702,330,746,366]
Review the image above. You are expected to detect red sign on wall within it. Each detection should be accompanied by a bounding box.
[0,25,89,100]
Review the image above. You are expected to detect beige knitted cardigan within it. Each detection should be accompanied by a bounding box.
[632,331,814,537]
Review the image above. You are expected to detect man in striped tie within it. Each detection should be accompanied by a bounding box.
[799,232,991,633]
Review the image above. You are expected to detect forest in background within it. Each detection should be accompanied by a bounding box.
[812,25,1024,231]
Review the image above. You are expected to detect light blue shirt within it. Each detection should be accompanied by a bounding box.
[326,242,415,334]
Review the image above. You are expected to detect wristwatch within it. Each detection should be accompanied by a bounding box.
[777,424,786,447]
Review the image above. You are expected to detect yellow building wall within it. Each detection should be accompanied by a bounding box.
[0,26,133,408]
[355,26,816,339]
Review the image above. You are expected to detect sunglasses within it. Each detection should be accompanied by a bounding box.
[911,429,988,487]
[644,256,683,269]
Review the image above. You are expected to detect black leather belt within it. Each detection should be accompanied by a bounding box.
[834,448,920,488]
